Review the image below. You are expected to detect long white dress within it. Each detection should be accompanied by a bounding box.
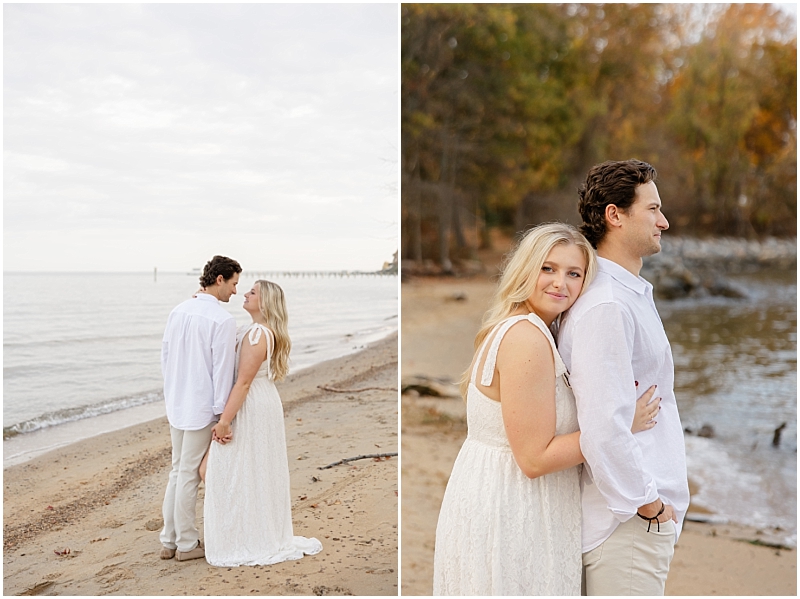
[204,323,322,567]
[433,313,582,595]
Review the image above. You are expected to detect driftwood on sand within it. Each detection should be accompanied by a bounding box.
[318,385,397,393]
[401,376,460,398]
[318,453,398,470]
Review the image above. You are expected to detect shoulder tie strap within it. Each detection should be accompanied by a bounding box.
[479,315,530,387]
[247,324,263,346]
[247,323,274,346]
[522,313,567,377]
[474,314,567,387]
[247,324,275,373]
[470,328,495,386]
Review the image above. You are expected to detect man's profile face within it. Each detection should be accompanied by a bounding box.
[217,272,240,302]
[618,181,670,258]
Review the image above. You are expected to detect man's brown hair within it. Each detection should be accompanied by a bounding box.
[578,160,657,248]
[199,255,242,287]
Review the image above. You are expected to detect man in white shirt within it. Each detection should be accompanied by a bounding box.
[159,255,241,562]
[558,160,690,595]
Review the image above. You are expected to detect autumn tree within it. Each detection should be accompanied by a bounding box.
[402,4,579,269]
[401,3,797,267]
[665,3,796,235]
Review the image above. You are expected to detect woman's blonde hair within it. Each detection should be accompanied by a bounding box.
[458,222,597,398]
[255,279,291,381]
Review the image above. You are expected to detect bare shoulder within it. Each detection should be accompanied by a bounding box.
[497,319,554,367]
[241,327,268,357]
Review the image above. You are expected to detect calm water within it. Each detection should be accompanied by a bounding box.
[658,269,796,545]
[4,272,398,436]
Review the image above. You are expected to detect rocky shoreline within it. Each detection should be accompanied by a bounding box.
[658,236,796,269]
[403,235,796,300]
[642,236,796,300]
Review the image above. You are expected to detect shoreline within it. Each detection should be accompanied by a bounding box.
[3,332,398,596]
[3,326,398,470]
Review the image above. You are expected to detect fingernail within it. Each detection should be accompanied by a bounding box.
[635,381,639,386]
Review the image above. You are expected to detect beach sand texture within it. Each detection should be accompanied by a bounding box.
[400,276,796,596]
[4,333,398,596]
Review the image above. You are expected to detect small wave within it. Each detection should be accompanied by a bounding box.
[685,435,796,546]
[3,390,163,439]
[4,332,162,349]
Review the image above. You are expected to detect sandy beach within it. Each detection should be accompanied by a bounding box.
[4,332,398,596]
[400,275,796,596]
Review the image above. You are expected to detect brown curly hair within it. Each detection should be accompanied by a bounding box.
[578,160,657,248]
[199,255,242,288]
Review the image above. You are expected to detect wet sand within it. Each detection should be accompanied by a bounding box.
[4,333,398,596]
[400,275,796,596]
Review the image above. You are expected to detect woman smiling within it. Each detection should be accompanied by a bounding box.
[432,223,660,595]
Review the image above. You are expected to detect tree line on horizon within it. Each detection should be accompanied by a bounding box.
[401,3,797,269]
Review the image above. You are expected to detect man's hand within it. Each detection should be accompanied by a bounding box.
[212,420,233,444]
[637,498,678,523]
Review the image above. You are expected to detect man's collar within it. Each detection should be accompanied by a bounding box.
[597,256,651,295]
[195,292,220,302]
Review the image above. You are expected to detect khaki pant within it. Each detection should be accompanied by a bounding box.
[160,423,214,552]
[582,515,676,596]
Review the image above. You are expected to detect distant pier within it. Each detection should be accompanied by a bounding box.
[239,270,397,278]
[188,250,398,279]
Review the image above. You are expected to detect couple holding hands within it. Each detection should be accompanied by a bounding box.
[158,256,321,567]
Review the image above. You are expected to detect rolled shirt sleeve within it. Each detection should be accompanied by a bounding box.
[570,302,660,520]
[211,317,237,415]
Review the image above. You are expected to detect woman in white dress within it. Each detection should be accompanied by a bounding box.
[432,223,660,595]
[200,279,322,567]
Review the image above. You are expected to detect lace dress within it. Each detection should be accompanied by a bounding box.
[204,323,322,567]
[433,314,582,595]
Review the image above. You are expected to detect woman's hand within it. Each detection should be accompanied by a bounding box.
[631,384,660,434]
[192,287,205,298]
[212,420,232,444]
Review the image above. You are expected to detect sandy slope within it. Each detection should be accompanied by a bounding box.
[4,333,398,596]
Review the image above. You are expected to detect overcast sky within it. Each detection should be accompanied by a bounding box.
[4,4,398,272]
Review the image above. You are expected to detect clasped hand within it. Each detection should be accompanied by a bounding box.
[212,421,233,444]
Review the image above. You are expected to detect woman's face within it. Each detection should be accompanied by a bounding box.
[243,284,261,314]
[527,243,587,325]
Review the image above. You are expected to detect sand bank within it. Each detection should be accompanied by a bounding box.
[400,276,795,596]
[4,333,398,596]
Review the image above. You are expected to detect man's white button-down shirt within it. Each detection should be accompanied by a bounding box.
[558,257,690,552]
[161,293,237,430]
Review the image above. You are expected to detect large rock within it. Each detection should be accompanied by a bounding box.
[643,256,703,299]
[641,235,795,299]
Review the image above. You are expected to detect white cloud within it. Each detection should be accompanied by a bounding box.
[4,3,398,271]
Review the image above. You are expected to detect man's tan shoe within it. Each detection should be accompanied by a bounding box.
[160,547,176,560]
[175,540,205,562]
